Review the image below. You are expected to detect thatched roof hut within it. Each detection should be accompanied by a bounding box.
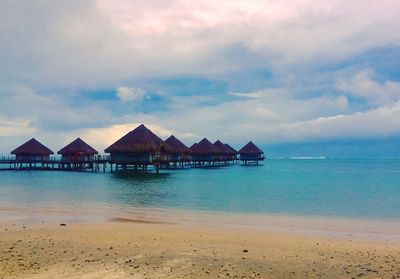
[189,138,220,155]
[213,140,231,155]
[224,143,238,155]
[165,135,189,154]
[105,124,172,154]
[190,143,197,149]
[11,138,53,156]
[239,141,263,155]
[58,138,98,156]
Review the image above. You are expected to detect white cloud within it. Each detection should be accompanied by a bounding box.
[337,69,400,106]
[230,92,260,99]
[1,0,400,87]
[96,0,400,72]
[1,1,400,153]
[145,89,353,145]
[274,101,400,141]
[0,118,36,137]
[80,122,172,150]
[0,72,398,154]
[116,87,146,102]
[0,84,117,133]
[336,95,349,110]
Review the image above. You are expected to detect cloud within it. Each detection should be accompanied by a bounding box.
[116,87,147,102]
[0,118,36,137]
[1,1,400,154]
[0,84,117,133]
[96,0,400,72]
[336,69,400,107]
[80,122,172,150]
[2,0,400,88]
[230,92,259,99]
[274,101,400,141]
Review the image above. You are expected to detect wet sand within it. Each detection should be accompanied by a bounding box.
[0,217,400,279]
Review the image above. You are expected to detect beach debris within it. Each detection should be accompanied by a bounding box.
[242,249,248,253]
[60,223,66,227]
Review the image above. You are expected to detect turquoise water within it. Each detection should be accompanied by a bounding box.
[0,159,399,219]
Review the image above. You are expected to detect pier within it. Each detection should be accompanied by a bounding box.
[0,155,109,172]
[0,156,240,173]
[0,159,240,172]
[0,124,264,173]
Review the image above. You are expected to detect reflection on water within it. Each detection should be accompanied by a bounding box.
[110,172,172,207]
[112,172,171,182]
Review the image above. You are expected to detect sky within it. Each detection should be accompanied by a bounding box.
[1,0,400,157]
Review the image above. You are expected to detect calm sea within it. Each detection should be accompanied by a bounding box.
[0,158,399,220]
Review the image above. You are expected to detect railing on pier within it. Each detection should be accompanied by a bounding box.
[0,154,112,172]
[0,156,16,163]
[0,152,262,172]
[59,155,111,163]
[0,155,111,163]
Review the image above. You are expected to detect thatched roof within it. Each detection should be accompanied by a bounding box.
[165,135,189,154]
[11,138,54,155]
[213,140,231,154]
[189,143,197,150]
[104,124,172,153]
[224,143,238,155]
[239,141,264,155]
[58,138,98,155]
[189,138,220,155]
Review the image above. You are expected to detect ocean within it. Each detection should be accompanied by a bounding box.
[0,158,399,220]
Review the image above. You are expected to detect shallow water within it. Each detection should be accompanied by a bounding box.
[0,158,399,220]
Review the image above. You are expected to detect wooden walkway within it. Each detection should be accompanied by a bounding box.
[0,156,260,173]
[0,156,110,172]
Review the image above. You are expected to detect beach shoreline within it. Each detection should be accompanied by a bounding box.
[1,205,400,278]
[1,218,400,278]
[1,204,400,242]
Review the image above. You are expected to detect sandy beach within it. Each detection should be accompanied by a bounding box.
[0,208,399,279]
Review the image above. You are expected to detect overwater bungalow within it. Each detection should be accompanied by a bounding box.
[224,143,239,161]
[58,138,98,161]
[239,141,264,164]
[189,138,221,166]
[165,135,191,166]
[190,143,197,149]
[104,124,173,172]
[11,138,53,167]
[57,138,99,171]
[213,140,233,163]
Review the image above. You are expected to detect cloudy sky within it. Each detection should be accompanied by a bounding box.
[1,0,400,155]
